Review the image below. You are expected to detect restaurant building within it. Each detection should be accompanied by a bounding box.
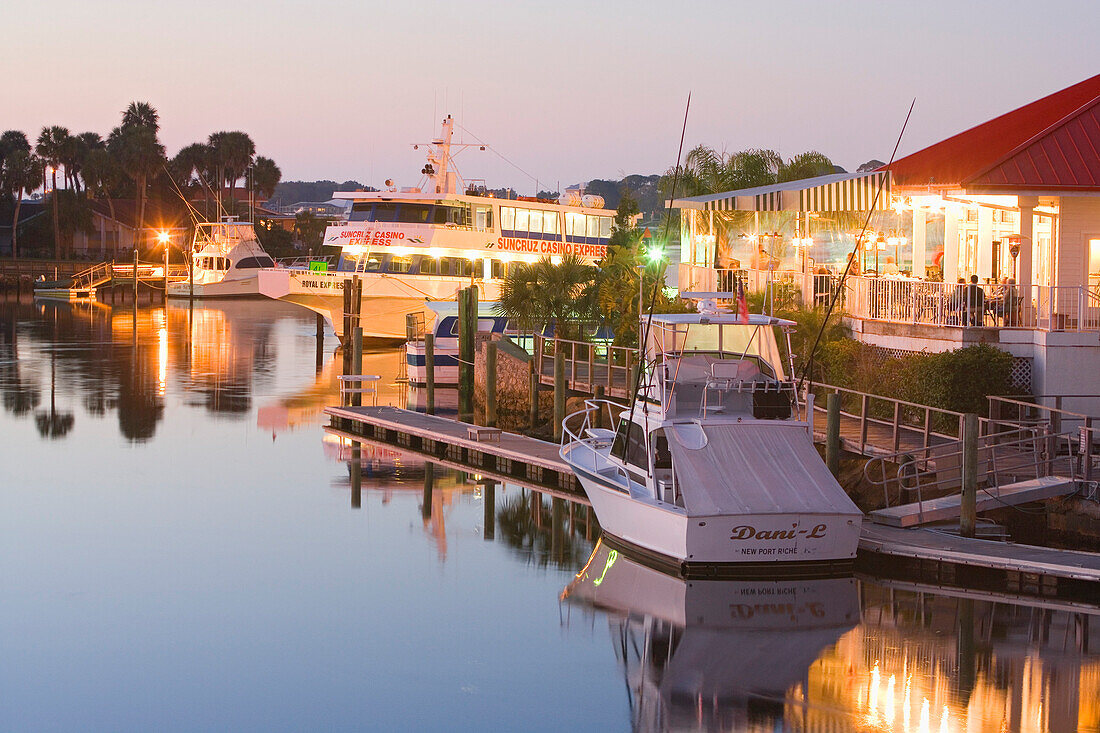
[673,74,1100,397]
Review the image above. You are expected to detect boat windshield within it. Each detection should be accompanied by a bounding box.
[646,321,786,380]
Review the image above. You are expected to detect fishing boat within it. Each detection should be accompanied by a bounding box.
[559,301,863,576]
[167,218,275,299]
[404,301,514,387]
[563,539,858,729]
[257,115,614,342]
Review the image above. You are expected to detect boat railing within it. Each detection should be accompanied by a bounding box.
[276,255,338,269]
[863,425,1076,513]
[561,399,624,451]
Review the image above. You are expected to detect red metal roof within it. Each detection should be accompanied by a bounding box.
[885,73,1100,191]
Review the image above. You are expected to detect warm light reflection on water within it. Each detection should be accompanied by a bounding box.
[0,298,1096,731]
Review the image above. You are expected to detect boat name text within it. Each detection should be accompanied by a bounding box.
[494,237,606,259]
[730,523,827,541]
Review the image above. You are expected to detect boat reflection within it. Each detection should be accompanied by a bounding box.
[563,540,860,731]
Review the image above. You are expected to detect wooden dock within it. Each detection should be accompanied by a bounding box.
[868,476,1078,527]
[325,404,1099,602]
[325,405,582,497]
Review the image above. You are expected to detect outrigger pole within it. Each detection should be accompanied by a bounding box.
[797,98,916,391]
[624,92,692,431]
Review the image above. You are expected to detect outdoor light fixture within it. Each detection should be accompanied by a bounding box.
[157,231,170,245]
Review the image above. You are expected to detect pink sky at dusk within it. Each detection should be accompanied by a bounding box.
[5,0,1099,193]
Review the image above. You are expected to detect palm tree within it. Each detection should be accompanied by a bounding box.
[206,131,231,214]
[82,148,123,256]
[121,101,159,132]
[778,151,836,183]
[2,149,44,258]
[497,254,599,340]
[0,130,31,163]
[252,155,281,200]
[36,126,71,259]
[208,131,254,216]
[169,142,214,217]
[70,132,105,194]
[108,125,165,251]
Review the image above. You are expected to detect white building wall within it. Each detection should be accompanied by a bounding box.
[1057,196,1100,289]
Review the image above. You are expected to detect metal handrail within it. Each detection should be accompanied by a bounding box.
[864,427,1075,513]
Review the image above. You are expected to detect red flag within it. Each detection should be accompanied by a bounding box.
[736,279,749,324]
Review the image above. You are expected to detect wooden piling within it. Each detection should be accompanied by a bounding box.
[315,312,325,372]
[341,280,353,374]
[826,393,841,477]
[425,333,436,416]
[422,462,434,519]
[483,481,495,541]
[458,286,476,423]
[554,351,566,440]
[593,385,605,429]
[350,443,362,509]
[485,340,497,428]
[351,326,363,407]
[960,412,979,538]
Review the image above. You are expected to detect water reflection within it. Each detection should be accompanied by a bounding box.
[564,541,860,731]
[563,539,1100,732]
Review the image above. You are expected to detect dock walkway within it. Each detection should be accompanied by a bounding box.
[326,404,1098,601]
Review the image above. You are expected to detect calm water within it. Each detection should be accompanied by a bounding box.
[0,298,1096,732]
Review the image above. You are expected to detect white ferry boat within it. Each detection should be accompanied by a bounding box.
[257,115,614,341]
[167,218,275,299]
[559,302,863,576]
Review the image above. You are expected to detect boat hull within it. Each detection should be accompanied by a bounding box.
[257,269,502,340]
[167,276,262,299]
[567,451,861,572]
[33,288,97,302]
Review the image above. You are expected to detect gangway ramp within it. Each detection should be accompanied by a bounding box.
[868,475,1077,527]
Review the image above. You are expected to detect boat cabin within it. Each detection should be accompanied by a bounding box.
[190,220,274,284]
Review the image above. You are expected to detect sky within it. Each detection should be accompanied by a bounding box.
[4,0,1100,193]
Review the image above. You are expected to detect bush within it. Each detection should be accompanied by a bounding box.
[900,344,1015,415]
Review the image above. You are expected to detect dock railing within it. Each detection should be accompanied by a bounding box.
[806,382,970,455]
[864,426,1076,513]
[534,334,636,396]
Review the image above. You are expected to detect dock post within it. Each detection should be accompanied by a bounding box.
[826,393,841,477]
[425,333,436,416]
[551,497,564,561]
[485,340,497,428]
[483,481,495,541]
[315,312,325,372]
[961,412,979,538]
[458,286,475,423]
[554,350,566,441]
[351,326,363,407]
[422,462,434,519]
[528,360,538,430]
[593,385,605,429]
[341,280,352,375]
[349,442,361,509]
[132,247,138,302]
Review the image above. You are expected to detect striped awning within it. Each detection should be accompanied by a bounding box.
[673,170,892,213]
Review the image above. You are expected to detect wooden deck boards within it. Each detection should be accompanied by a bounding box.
[860,524,1100,582]
[869,476,1078,527]
[325,405,570,473]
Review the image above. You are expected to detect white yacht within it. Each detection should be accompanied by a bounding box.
[559,303,863,575]
[167,219,275,299]
[257,115,613,341]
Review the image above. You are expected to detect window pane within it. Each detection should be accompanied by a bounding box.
[398,204,430,223]
[544,211,559,234]
[388,256,412,273]
[600,217,611,239]
[501,207,514,231]
[373,203,398,222]
[586,215,599,238]
[350,202,373,222]
[514,208,529,233]
[530,210,545,234]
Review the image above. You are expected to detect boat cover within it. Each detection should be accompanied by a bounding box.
[665,423,861,517]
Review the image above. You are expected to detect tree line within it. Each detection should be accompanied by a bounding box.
[0,101,281,259]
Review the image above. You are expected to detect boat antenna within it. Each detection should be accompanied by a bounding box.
[797,98,915,391]
[624,91,691,430]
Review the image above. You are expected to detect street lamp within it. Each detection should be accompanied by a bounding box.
[157,231,170,299]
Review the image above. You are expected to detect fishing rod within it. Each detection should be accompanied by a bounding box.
[797,98,916,391]
[624,92,691,433]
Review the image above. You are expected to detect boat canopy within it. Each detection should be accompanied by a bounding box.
[664,423,862,517]
[646,316,788,380]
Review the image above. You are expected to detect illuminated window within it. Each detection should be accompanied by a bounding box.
[599,217,611,239]
[501,207,515,231]
[528,209,544,234]
[543,211,559,235]
[586,215,600,238]
[388,256,412,273]
[514,208,529,233]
